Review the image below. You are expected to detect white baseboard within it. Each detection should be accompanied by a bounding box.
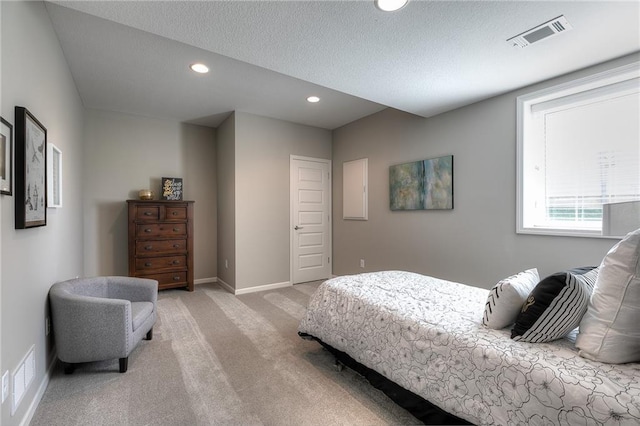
[194,277,217,285]
[235,280,292,295]
[214,278,293,295]
[19,351,57,426]
[216,277,234,294]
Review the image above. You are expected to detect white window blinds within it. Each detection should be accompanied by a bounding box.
[517,62,640,237]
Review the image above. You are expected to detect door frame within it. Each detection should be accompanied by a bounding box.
[290,155,332,284]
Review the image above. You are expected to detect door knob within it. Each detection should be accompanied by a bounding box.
[294,225,304,230]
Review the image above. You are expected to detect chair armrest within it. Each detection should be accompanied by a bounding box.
[50,293,132,361]
[106,276,158,304]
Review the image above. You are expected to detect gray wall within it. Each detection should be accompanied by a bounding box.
[234,112,332,290]
[83,109,217,281]
[216,113,236,288]
[1,2,85,425]
[332,53,639,289]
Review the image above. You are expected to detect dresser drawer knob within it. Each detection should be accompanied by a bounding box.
[173,276,181,281]
[145,262,152,267]
[173,244,180,248]
[144,228,152,233]
[144,212,153,216]
[173,228,180,232]
[172,260,181,265]
[172,211,178,216]
[145,245,153,250]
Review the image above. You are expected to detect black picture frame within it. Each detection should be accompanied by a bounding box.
[15,106,47,229]
[161,177,183,201]
[0,116,13,195]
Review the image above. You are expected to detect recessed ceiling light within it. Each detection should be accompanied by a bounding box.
[375,0,408,12]
[307,96,320,103]
[190,63,209,74]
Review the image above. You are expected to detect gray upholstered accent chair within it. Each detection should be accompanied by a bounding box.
[49,276,158,373]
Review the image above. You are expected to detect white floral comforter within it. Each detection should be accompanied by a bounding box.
[298,271,640,425]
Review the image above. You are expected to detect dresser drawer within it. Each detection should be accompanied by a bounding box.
[135,206,160,221]
[165,206,187,220]
[139,271,188,286]
[136,239,187,255]
[135,255,186,272]
[136,223,186,237]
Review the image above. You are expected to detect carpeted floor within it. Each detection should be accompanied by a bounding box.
[30,282,421,425]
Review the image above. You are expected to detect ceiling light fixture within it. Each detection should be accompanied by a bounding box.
[307,96,320,103]
[190,63,209,74]
[374,0,408,12]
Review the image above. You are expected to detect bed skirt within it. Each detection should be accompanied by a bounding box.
[299,332,471,425]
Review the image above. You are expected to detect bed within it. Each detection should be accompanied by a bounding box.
[298,270,640,425]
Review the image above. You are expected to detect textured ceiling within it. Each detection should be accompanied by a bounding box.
[46,1,640,129]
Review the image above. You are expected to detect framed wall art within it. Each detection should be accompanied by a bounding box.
[0,116,13,195]
[15,106,47,228]
[47,142,62,208]
[389,155,453,211]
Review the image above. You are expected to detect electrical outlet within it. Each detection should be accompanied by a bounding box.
[360,259,365,268]
[2,370,8,403]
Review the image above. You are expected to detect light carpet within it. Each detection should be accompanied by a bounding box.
[30,282,421,425]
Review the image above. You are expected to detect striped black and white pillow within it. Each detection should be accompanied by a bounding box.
[482,269,539,329]
[511,267,599,343]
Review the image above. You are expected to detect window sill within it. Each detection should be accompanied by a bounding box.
[517,227,624,239]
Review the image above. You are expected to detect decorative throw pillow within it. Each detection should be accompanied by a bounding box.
[482,268,539,329]
[511,267,598,343]
[576,228,640,364]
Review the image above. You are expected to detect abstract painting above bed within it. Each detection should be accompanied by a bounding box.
[299,271,640,425]
[389,155,453,210]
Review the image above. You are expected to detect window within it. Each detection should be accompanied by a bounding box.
[517,62,640,238]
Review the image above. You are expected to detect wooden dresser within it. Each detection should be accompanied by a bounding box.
[127,200,194,291]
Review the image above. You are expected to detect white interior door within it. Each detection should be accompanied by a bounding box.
[291,156,331,284]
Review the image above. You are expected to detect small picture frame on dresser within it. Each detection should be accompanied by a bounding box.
[161,177,183,200]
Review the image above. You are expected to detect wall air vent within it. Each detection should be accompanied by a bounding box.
[508,15,572,48]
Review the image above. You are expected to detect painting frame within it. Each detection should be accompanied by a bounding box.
[15,106,47,229]
[0,116,13,195]
[389,155,453,211]
[47,142,62,208]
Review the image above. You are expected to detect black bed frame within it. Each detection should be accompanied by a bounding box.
[299,332,472,425]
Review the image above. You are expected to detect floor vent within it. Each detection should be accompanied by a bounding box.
[508,15,572,48]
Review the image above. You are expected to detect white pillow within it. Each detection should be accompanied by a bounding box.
[482,268,539,329]
[576,228,640,363]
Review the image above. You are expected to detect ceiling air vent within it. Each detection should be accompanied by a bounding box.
[508,15,572,48]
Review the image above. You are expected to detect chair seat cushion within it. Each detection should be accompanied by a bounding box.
[131,301,154,331]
